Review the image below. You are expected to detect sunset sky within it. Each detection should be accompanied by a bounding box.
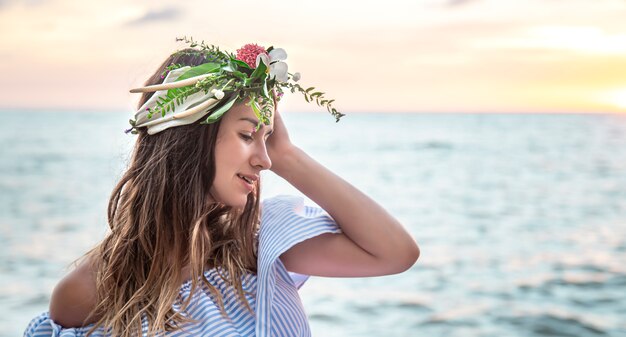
[1,0,626,114]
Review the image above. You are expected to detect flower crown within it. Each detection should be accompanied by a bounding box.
[127,37,345,135]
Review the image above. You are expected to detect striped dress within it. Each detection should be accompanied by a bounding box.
[24,195,342,337]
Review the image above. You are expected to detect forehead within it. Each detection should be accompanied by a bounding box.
[223,99,275,128]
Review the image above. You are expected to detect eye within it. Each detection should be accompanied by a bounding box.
[239,133,254,142]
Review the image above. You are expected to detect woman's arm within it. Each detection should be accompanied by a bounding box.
[267,111,420,277]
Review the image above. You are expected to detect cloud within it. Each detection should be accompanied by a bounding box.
[125,7,181,26]
[444,0,479,6]
[419,0,480,10]
[0,0,44,9]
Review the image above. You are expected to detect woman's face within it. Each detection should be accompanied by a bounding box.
[210,100,275,209]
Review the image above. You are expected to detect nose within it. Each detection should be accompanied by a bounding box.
[251,142,272,170]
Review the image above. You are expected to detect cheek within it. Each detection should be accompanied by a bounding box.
[214,136,245,170]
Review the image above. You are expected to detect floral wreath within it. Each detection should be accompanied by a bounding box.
[127,37,345,135]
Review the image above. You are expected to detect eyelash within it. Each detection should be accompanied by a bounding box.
[240,133,272,143]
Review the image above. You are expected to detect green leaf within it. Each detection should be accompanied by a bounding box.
[262,78,270,98]
[250,99,263,119]
[267,77,276,88]
[230,59,251,69]
[176,63,221,82]
[310,92,324,98]
[202,96,238,124]
[250,60,267,81]
[160,86,200,114]
[305,87,315,93]
[304,95,310,103]
[230,70,247,80]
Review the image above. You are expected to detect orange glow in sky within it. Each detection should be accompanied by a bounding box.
[1,0,626,114]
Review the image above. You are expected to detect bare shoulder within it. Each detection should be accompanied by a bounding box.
[49,255,100,327]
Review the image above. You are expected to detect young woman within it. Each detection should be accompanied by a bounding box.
[24,42,419,337]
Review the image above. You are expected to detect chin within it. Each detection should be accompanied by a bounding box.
[224,193,252,210]
[231,200,249,210]
[210,184,253,209]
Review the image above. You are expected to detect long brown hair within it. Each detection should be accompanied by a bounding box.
[86,49,261,337]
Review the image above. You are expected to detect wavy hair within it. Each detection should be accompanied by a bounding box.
[85,49,261,337]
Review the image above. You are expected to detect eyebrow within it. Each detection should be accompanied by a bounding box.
[239,117,274,135]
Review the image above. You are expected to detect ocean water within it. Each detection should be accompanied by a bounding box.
[1,110,625,337]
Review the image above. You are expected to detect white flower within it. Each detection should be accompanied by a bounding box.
[256,48,289,82]
[291,72,301,82]
[211,89,225,100]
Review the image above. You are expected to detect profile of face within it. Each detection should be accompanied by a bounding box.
[209,99,275,209]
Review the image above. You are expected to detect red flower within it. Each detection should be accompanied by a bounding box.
[236,43,268,68]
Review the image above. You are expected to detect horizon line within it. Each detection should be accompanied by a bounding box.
[0,106,623,115]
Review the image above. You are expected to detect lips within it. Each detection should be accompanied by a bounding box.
[237,173,258,184]
[237,173,257,193]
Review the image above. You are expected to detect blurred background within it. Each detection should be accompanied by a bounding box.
[1,0,625,336]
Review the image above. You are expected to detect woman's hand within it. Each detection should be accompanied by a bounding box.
[266,109,297,174]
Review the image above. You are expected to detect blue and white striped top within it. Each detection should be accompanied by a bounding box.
[24,195,342,337]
